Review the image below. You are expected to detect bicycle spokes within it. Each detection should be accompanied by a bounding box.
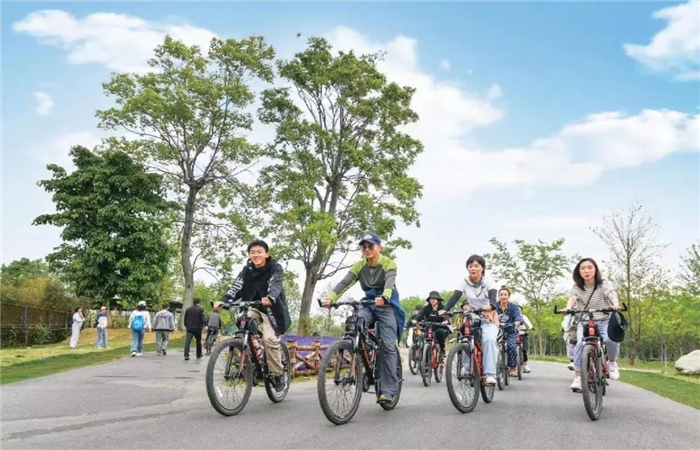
[324,347,359,418]
[212,345,248,410]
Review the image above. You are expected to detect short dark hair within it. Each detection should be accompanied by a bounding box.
[573,258,602,290]
[162,303,169,309]
[466,254,487,273]
[75,306,81,312]
[247,239,269,254]
[193,298,201,305]
[414,305,422,310]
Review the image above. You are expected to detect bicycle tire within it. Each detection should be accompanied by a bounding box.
[265,344,291,403]
[409,344,420,375]
[516,346,523,380]
[317,339,363,425]
[445,342,480,413]
[378,347,402,411]
[205,338,253,416]
[421,342,432,387]
[497,347,506,390]
[434,346,444,383]
[504,350,510,386]
[581,344,603,420]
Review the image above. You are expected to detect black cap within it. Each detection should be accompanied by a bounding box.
[426,290,443,302]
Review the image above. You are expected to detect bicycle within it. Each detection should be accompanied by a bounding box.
[205,300,291,416]
[555,303,628,421]
[205,327,219,356]
[417,321,446,386]
[316,298,403,425]
[444,308,495,413]
[496,318,512,390]
[407,323,425,376]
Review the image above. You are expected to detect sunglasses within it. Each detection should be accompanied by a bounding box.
[361,243,375,250]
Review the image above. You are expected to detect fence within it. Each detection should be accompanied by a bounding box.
[1,303,73,348]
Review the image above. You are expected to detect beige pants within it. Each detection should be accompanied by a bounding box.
[247,309,283,376]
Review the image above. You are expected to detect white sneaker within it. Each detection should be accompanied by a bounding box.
[523,364,531,373]
[608,361,620,380]
[484,375,497,386]
[136,352,143,357]
[570,377,582,392]
[567,362,575,371]
[131,351,136,357]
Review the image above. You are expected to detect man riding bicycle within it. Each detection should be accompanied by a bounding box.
[321,232,405,405]
[220,239,291,391]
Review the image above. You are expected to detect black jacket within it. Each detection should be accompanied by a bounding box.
[416,302,448,324]
[222,258,291,336]
[184,305,206,331]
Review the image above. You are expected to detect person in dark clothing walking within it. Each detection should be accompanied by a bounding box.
[184,298,206,360]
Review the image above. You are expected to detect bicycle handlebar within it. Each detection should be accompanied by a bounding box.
[317,298,375,309]
[224,300,263,309]
[446,307,485,317]
[554,302,628,315]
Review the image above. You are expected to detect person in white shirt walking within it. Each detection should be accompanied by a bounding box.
[69,307,85,349]
[128,301,152,357]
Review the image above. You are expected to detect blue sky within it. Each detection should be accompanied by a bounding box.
[2,2,699,298]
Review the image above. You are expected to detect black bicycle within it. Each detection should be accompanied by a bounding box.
[407,323,425,376]
[555,303,628,420]
[496,317,512,390]
[205,300,291,416]
[205,328,219,356]
[317,298,403,425]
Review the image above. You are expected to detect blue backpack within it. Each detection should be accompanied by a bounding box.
[131,314,145,332]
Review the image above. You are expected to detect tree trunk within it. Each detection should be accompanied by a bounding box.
[298,264,320,336]
[537,331,544,356]
[178,186,198,330]
[628,335,638,365]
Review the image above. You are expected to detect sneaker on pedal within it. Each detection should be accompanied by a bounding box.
[484,375,497,386]
[608,361,620,380]
[274,375,286,392]
[570,376,582,392]
[377,394,393,404]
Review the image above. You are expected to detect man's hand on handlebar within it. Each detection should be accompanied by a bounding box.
[375,297,385,307]
[321,299,331,308]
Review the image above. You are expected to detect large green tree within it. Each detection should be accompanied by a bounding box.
[486,238,574,356]
[97,36,275,327]
[258,37,424,335]
[33,146,173,308]
[679,242,700,296]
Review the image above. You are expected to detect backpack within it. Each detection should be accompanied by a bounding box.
[131,314,145,332]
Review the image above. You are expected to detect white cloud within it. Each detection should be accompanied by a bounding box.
[33,91,54,116]
[503,215,590,231]
[439,59,451,71]
[624,1,700,81]
[13,10,216,73]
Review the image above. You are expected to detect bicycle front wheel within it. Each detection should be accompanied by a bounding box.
[421,342,432,387]
[445,342,480,413]
[581,344,603,420]
[409,344,420,375]
[265,344,291,403]
[317,339,363,425]
[205,338,253,416]
[497,347,506,391]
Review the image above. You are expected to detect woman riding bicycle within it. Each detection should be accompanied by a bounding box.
[444,255,499,386]
[412,291,450,358]
[561,257,621,392]
[496,287,522,377]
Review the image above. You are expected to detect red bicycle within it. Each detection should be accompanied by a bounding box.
[444,308,495,413]
[417,321,446,386]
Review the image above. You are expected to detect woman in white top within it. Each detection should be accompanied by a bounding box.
[562,258,621,392]
[69,307,85,349]
[517,305,533,373]
[444,255,499,386]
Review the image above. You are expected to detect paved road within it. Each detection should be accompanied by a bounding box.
[2,350,699,450]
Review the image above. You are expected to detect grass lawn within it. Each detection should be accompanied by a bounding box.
[0,328,185,385]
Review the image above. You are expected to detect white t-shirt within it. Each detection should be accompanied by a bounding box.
[457,275,497,309]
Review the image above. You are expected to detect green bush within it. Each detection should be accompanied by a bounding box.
[32,325,53,345]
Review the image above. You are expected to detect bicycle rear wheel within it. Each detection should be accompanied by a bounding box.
[581,345,603,420]
[497,347,506,390]
[446,342,480,413]
[317,339,363,425]
[205,338,253,416]
[516,345,523,380]
[265,344,291,403]
[434,347,444,383]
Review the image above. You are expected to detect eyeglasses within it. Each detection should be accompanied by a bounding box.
[361,243,375,250]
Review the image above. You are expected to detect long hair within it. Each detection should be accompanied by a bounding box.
[573,257,602,290]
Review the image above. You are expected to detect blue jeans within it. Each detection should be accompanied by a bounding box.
[573,318,619,371]
[95,328,108,348]
[481,322,498,376]
[131,329,145,353]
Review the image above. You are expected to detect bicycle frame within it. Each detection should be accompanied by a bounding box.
[223,301,270,383]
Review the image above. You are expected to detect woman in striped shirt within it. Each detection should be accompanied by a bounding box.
[563,258,621,392]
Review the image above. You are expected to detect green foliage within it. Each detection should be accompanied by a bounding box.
[257,36,424,333]
[679,243,700,296]
[486,237,574,355]
[33,146,174,308]
[1,258,50,282]
[97,35,276,325]
[0,258,78,311]
[32,326,53,346]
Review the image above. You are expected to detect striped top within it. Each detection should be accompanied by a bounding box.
[568,280,619,320]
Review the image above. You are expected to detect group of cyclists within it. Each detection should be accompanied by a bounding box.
[212,231,623,417]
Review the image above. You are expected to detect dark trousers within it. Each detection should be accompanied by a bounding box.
[434,327,449,353]
[521,333,529,362]
[184,329,202,358]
